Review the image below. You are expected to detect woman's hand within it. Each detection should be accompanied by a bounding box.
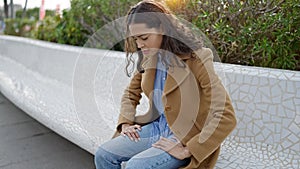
[120,123,142,142]
[152,137,192,160]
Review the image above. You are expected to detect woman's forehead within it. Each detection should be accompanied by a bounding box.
[128,23,162,37]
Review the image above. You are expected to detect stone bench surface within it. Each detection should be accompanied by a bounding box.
[0,35,299,169]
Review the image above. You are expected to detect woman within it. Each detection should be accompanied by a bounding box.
[94,1,236,168]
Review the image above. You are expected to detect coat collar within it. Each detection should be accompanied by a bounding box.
[141,54,191,96]
[163,56,191,96]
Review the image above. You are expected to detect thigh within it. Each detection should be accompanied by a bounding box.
[125,147,190,169]
[100,123,155,159]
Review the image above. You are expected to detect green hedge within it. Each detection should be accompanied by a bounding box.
[174,0,300,70]
[4,0,300,70]
[34,15,61,42]
[4,18,36,38]
[15,8,55,20]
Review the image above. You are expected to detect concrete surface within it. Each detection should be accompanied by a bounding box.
[0,92,95,169]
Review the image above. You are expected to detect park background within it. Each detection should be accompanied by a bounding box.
[0,0,299,71]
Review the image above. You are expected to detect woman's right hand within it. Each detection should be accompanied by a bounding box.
[120,123,142,142]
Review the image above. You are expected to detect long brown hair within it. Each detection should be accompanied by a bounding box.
[124,0,202,76]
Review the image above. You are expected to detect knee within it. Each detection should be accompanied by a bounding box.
[94,147,107,164]
[94,145,124,167]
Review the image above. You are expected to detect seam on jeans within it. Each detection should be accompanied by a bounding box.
[149,155,172,169]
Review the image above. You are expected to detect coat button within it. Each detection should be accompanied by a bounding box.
[165,106,171,111]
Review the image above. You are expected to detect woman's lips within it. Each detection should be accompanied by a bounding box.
[142,50,150,55]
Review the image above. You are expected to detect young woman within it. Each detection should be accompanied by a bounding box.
[94,1,236,168]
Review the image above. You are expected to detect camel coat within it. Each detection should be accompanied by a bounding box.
[114,47,237,169]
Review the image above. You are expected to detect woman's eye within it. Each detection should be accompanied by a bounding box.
[141,37,148,40]
[132,36,148,41]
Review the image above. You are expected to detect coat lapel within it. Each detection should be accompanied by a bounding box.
[141,55,191,97]
[163,57,191,96]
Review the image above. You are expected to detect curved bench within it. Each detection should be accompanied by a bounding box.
[0,35,299,168]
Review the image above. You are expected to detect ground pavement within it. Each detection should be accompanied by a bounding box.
[0,92,95,169]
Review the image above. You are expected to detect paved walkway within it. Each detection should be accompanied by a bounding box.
[0,92,95,169]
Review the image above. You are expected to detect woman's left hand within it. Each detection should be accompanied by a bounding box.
[152,137,192,160]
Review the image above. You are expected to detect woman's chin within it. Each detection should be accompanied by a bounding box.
[143,51,158,57]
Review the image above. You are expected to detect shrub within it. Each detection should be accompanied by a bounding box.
[16,8,56,20]
[4,18,36,38]
[65,0,140,49]
[171,0,300,70]
[33,15,61,42]
[54,9,89,46]
[4,0,299,70]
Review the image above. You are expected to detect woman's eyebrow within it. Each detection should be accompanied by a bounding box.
[134,34,148,38]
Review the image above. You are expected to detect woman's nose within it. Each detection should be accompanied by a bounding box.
[136,40,145,48]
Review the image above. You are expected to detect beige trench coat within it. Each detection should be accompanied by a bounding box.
[114,47,237,169]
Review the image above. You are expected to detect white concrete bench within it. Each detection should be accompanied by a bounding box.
[0,35,299,168]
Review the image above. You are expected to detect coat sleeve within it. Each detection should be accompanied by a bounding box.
[116,71,143,132]
[186,48,237,165]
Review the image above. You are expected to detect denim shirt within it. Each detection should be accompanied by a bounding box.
[149,54,175,145]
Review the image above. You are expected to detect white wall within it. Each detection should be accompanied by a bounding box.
[0,35,299,168]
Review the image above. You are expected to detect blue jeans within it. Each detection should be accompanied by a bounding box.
[94,123,190,169]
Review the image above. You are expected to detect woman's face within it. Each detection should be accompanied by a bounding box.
[129,23,163,57]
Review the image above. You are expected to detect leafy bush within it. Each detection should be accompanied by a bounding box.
[4,18,36,38]
[33,15,61,42]
[27,0,140,47]
[4,0,299,70]
[65,0,140,49]
[171,0,299,70]
[16,8,55,20]
[54,9,89,46]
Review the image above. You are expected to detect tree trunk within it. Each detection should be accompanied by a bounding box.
[3,0,8,18]
[22,0,28,18]
[10,0,14,18]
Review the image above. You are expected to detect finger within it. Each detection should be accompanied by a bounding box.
[134,124,142,131]
[120,131,126,137]
[152,143,166,150]
[125,127,140,141]
[160,137,173,143]
[153,143,171,152]
[152,140,164,147]
[158,137,173,144]
[152,141,161,146]
[127,129,140,142]
[156,140,179,151]
[158,137,173,145]
[126,131,136,141]
[131,126,141,140]
[153,141,170,150]
[128,130,140,142]
[132,131,140,141]
[154,138,170,145]
[152,144,163,149]
[160,136,167,140]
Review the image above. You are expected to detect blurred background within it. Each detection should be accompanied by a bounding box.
[0,0,299,71]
